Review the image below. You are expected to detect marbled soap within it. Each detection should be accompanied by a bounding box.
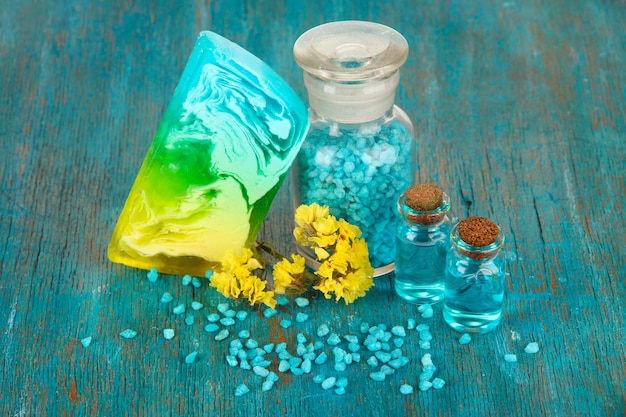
[108,31,309,276]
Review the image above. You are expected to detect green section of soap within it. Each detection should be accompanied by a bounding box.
[108,31,309,276]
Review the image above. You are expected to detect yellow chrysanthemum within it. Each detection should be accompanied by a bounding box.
[295,203,330,228]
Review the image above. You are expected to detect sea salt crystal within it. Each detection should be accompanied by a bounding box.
[399,384,414,395]
[204,324,219,333]
[317,324,330,337]
[391,326,406,337]
[234,384,249,396]
[264,308,278,318]
[525,342,540,354]
[236,310,248,321]
[191,277,201,288]
[160,292,174,304]
[191,301,204,311]
[185,351,198,364]
[120,329,137,339]
[321,377,336,390]
[163,329,175,340]
[505,353,518,362]
[418,380,433,391]
[182,274,192,286]
[172,304,185,315]
[215,329,229,341]
[147,267,158,282]
[459,333,472,345]
[295,297,310,307]
[80,336,92,347]
[432,378,446,389]
[369,371,386,382]
[296,312,309,323]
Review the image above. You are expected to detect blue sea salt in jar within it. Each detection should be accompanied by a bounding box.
[443,217,506,334]
[293,21,416,276]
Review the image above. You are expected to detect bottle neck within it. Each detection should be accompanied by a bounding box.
[304,71,400,123]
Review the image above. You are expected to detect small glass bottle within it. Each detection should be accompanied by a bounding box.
[395,183,451,304]
[293,21,416,276]
[443,216,506,333]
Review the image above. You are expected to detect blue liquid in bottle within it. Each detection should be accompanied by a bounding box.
[443,221,506,333]
[394,188,451,304]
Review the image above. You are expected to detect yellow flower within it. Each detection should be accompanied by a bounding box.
[210,249,276,308]
[295,203,330,228]
[272,254,306,294]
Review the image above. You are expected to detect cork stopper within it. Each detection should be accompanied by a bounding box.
[457,216,500,260]
[401,183,448,225]
[405,183,443,211]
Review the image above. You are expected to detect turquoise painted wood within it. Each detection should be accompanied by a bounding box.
[1,0,625,416]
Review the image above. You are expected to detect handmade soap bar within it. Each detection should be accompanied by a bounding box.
[108,31,309,276]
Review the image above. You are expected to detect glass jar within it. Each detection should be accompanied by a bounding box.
[394,185,451,304]
[292,21,416,276]
[443,218,506,333]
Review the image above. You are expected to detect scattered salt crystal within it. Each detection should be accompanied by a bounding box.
[418,380,433,391]
[504,353,518,362]
[172,304,185,315]
[280,319,292,329]
[253,366,270,377]
[182,274,192,286]
[295,297,310,307]
[416,324,429,332]
[276,295,289,306]
[394,338,405,348]
[217,303,230,314]
[120,329,137,339]
[278,360,291,372]
[266,371,279,382]
[335,377,348,388]
[367,356,379,367]
[245,339,258,349]
[419,330,433,341]
[204,324,219,333]
[406,318,416,330]
[419,340,431,350]
[375,351,391,363]
[226,355,239,367]
[359,322,370,333]
[263,343,274,354]
[275,342,287,353]
[317,324,330,337]
[262,380,275,391]
[313,374,325,383]
[214,329,229,341]
[399,384,414,395]
[238,330,250,339]
[205,270,214,279]
[147,267,158,283]
[421,308,434,319]
[191,277,201,288]
[348,343,360,353]
[291,367,304,376]
[525,342,540,354]
[207,313,220,322]
[432,378,446,389]
[314,352,328,364]
[327,333,341,345]
[185,351,198,364]
[236,310,248,321]
[185,315,194,326]
[223,309,237,318]
[296,312,309,323]
[234,383,249,396]
[160,292,173,304]
[191,301,204,311]
[321,377,336,390]
[239,359,251,370]
[301,359,312,373]
[369,371,386,382]
[334,362,347,372]
[459,333,472,345]
[80,336,92,347]
[366,341,382,352]
[263,308,278,318]
[391,326,406,337]
[220,318,235,326]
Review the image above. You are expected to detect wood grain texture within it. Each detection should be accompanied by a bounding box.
[1,0,625,416]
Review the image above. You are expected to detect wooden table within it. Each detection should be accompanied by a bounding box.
[1,0,624,416]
